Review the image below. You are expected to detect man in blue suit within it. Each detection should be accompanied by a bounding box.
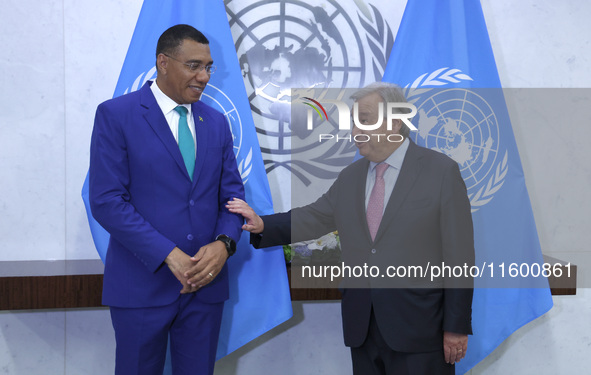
[89,24,244,375]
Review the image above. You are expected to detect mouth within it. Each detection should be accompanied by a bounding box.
[189,85,205,95]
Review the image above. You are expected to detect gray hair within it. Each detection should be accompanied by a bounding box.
[350,82,411,138]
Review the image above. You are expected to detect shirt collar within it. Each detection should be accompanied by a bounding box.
[369,137,410,172]
[150,80,192,116]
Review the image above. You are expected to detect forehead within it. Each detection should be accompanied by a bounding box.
[353,92,383,113]
[176,39,212,62]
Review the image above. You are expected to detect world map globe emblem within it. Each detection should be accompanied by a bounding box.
[228,0,367,156]
[412,89,500,192]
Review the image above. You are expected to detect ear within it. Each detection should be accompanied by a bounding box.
[391,119,402,134]
[156,54,168,74]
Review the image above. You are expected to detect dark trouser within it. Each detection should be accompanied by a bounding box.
[350,308,454,375]
[110,293,224,375]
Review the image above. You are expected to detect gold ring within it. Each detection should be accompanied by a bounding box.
[208,272,214,278]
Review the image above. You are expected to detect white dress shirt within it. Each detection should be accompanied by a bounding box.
[150,80,197,156]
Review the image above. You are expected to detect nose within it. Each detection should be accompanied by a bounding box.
[195,68,210,82]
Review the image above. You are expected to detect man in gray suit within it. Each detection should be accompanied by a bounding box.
[228,82,474,375]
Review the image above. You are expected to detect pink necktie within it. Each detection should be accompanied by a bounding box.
[367,163,389,241]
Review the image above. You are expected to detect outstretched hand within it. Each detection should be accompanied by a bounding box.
[226,197,264,234]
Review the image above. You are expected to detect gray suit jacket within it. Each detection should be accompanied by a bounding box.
[254,140,474,352]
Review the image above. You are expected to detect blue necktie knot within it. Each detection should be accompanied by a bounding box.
[174,105,188,117]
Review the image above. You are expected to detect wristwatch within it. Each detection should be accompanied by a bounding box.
[215,234,236,257]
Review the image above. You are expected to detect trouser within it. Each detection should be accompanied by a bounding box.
[350,308,454,375]
[110,293,224,375]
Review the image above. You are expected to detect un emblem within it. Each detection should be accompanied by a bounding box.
[201,85,253,183]
[201,85,243,156]
[406,69,508,212]
[227,0,394,182]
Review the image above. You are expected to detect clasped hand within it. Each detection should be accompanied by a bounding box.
[165,241,228,294]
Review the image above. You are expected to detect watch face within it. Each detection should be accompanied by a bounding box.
[217,235,236,256]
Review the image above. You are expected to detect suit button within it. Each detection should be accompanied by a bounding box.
[187,234,194,240]
[189,200,195,206]
[371,248,377,254]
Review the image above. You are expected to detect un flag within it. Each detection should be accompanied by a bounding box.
[382,0,553,373]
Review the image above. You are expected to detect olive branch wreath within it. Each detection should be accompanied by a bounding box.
[357,3,395,81]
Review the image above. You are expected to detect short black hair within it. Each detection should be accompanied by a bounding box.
[156,24,209,58]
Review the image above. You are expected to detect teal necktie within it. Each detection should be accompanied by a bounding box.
[174,106,195,180]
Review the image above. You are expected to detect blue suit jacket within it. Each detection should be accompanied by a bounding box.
[89,81,244,308]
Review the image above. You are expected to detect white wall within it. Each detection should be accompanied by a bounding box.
[0,0,589,373]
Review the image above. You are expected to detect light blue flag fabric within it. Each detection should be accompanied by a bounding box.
[382,0,553,373]
[81,0,292,368]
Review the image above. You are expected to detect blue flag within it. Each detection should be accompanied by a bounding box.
[382,0,553,373]
[81,0,292,366]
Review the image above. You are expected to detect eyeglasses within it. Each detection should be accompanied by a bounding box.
[163,54,217,75]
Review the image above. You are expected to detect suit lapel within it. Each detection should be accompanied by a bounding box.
[373,141,423,243]
[353,159,372,243]
[140,83,191,181]
[190,101,208,189]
